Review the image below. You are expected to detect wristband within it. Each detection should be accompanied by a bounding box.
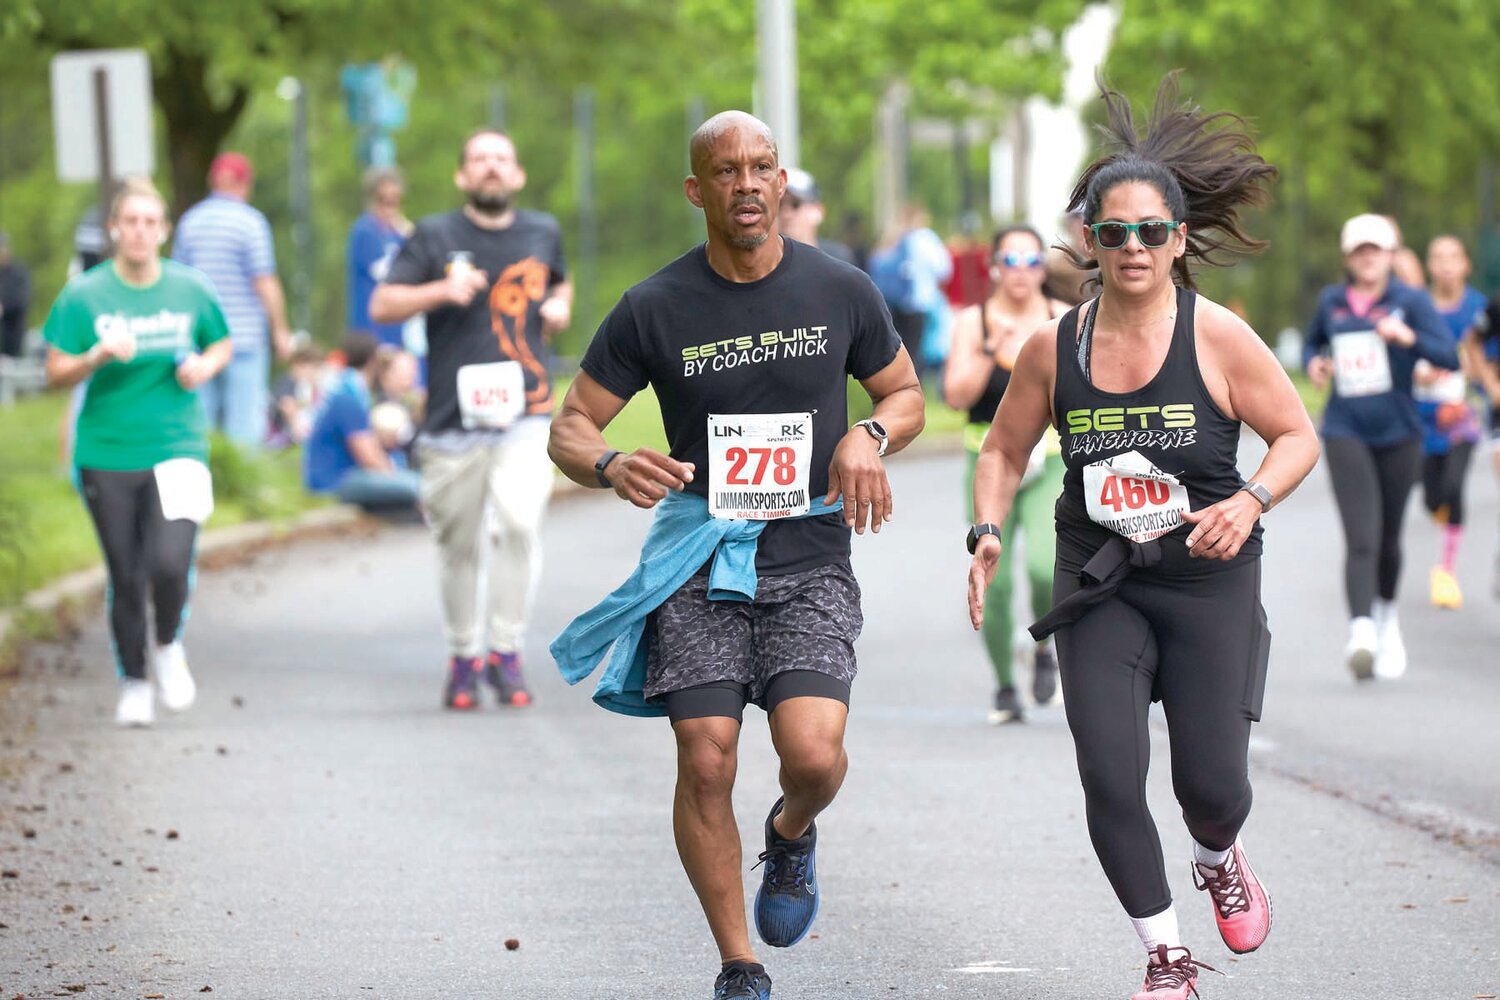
[594,449,622,488]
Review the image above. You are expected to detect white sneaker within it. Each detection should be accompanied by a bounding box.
[115,679,155,727]
[153,642,196,712]
[1374,612,1407,680]
[1344,617,1377,681]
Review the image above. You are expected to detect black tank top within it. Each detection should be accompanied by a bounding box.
[1053,286,1262,556]
[967,301,1058,425]
[967,307,1012,423]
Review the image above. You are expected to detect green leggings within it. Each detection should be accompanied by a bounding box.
[965,443,1064,687]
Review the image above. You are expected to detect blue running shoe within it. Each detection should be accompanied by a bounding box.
[753,796,819,948]
[713,961,772,1000]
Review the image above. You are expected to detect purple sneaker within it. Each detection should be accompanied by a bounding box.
[484,651,532,707]
[443,656,481,710]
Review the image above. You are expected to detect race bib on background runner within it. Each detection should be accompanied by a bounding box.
[708,412,812,520]
[1082,449,1189,543]
[1331,330,1393,397]
[154,458,214,524]
[1019,439,1049,489]
[456,361,525,430]
[1412,361,1467,405]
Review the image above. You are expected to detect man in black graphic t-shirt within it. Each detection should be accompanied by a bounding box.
[371,129,572,712]
[550,111,923,1000]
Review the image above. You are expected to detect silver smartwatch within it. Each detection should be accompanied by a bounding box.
[1240,481,1273,513]
[854,418,889,456]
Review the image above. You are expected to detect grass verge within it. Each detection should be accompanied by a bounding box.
[0,390,327,607]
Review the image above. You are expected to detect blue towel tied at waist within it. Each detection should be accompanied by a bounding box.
[550,490,844,717]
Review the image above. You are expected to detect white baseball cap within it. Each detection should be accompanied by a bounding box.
[1340,214,1399,254]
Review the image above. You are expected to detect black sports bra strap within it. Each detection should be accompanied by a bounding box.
[1077,297,1100,380]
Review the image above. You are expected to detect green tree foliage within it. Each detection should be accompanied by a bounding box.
[0,0,1085,352]
[1103,0,1500,331]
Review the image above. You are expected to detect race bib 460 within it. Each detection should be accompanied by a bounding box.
[1082,449,1189,543]
[708,412,812,520]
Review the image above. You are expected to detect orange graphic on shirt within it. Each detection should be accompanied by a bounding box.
[489,257,553,413]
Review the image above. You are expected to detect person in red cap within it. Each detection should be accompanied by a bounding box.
[171,151,293,446]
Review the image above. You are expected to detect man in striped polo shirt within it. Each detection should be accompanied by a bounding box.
[172,152,293,446]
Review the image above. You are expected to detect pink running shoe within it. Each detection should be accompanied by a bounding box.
[1131,945,1214,1000]
[1193,839,1272,954]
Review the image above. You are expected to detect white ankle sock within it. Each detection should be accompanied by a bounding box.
[1130,905,1181,951]
[1193,839,1233,869]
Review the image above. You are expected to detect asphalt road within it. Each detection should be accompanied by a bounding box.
[2,443,1498,1000]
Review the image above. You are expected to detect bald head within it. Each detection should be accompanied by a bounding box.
[690,111,778,175]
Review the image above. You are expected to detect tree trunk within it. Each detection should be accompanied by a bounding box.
[152,46,249,218]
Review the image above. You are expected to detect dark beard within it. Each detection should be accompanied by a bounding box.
[468,190,512,215]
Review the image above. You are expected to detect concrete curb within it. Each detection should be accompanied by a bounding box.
[0,504,364,656]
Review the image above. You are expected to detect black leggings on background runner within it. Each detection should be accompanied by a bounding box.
[1052,548,1269,919]
[78,467,198,681]
[1421,442,1475,526]
[1324,435,1422,617]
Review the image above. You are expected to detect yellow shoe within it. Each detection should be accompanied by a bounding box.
[1430,566,1463,609]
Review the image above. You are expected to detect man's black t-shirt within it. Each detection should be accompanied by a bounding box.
[385,208,566,436]
[582,238,901,575]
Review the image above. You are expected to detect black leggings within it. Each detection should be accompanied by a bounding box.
[78,467,199,680]
[1324,435,1422,617]
[1421,441,1475,527]
[1053,548,1269,919]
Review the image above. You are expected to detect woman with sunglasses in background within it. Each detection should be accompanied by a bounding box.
[943,225,1067,723]
[1303,215,1458,680]
[966,75,1320,1000]
[43,177,232,727]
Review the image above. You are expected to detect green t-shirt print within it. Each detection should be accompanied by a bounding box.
[42,260,231,471]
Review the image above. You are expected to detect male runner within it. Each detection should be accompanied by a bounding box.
[549,111,923,1000]
[370,129,572,709]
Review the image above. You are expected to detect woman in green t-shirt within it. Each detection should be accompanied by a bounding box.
[43,177,232,728]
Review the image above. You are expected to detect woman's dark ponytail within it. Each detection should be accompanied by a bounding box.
[1063,72,1278,290]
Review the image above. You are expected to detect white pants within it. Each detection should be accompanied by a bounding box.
[418,424,553,657]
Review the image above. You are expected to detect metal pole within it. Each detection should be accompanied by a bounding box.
[93,67,113,255]
[875,80,909,238]
[574,87,597,338]
[489,85,508,131]
[289,78,312,333]
[756,0,799,169]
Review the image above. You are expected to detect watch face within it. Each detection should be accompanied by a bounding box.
[868,419,888,438]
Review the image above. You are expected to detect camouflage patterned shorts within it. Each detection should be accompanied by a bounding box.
[644,562,863,707]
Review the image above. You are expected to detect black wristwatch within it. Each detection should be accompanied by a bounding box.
[966,522,1002,554]
[594,449,622,488]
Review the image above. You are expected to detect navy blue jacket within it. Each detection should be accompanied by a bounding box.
[1303,281,1460,446]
